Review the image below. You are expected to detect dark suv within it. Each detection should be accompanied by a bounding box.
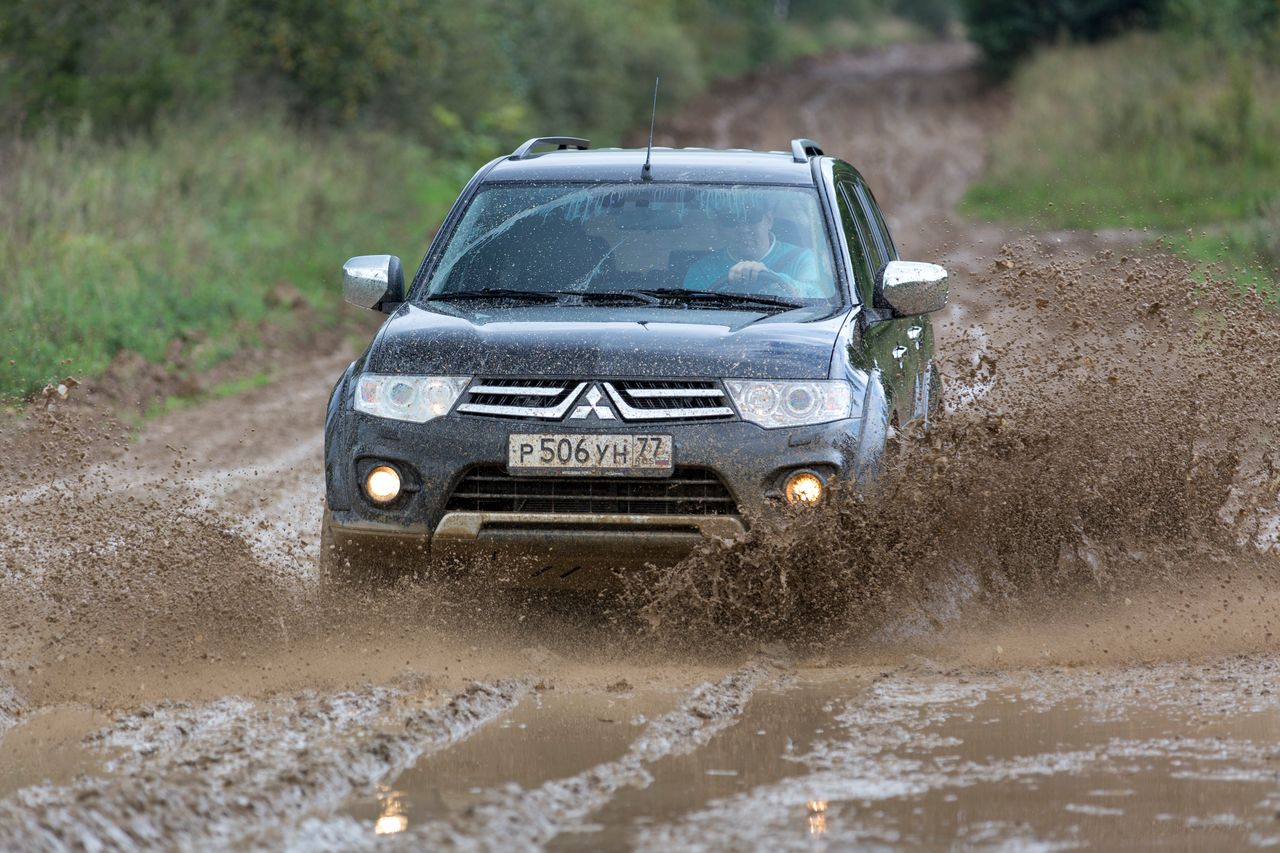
[322,137,948,587]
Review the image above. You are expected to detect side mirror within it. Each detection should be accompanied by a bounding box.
[343,255,404,313]
[878,260,948,316]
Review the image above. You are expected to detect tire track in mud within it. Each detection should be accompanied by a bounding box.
[0,681,25,741]
[0,679,530,851]
[286,660,779,851]
[0,433,322,583]
[633,658,1280,850]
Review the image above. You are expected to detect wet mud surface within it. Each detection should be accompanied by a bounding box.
[2,41,1279,850]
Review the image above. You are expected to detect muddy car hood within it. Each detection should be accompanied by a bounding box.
[363,302,849,379]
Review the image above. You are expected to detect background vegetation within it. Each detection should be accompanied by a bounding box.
[3,0,1275,399]
[960,0,1280,286]
[0,0,948,400]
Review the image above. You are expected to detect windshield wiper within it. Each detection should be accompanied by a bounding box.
[427,287,803,310]
[558,290,662,305]
[629,288,805,311]
[426,288,562,303]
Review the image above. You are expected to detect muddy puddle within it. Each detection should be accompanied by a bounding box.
[0,705,112,800]
[126,655,1274,850]
[339,689,682,835]
[632,659,1280,850]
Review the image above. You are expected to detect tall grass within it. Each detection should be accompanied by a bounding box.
[962,31,1280,232]
[0,116,466,398]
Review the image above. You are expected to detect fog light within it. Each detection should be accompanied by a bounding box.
[784,471,824,505]
[375,814,407,835]
[365,465,401,503]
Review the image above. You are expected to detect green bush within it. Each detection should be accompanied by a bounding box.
[961,0,1161,77]
[1162,0,1280,46]
[962,0,1279,77]
[961,30,1280,231]
[0,0,237,133]
[501,0,701,143]
[892,0,957,37]
[1,0,872,149]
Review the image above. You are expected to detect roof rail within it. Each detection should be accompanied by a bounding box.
[790,138,824,163]
[509,137,590,160]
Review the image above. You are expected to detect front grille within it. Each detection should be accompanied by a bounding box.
[605,380,734,421]
[455,378,736,422]
[445,466,739,516]
[455,379,585,419]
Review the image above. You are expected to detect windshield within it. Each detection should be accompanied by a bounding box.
[419,182,842,306]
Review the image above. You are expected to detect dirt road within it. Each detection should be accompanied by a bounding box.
[2,43,1278,850]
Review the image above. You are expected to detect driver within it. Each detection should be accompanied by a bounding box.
[682,198,820,299]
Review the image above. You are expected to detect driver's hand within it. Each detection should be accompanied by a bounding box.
[727,261,775,287]
[727,261,801,297]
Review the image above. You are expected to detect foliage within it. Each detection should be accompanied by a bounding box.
[892,0,958,37]
[0,117,463,398]
[0,0,237,133]
[962,0,1279,78]
[961,29,1280,233]
[1162,0,1280,45]
[0,0,886,148]
[961,0,1163,77]
[502,0,701,144]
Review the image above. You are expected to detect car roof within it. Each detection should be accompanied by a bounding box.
[482,147,822,186]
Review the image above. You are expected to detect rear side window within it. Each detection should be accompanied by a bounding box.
[834,181,878,304]
[856,180,898,261]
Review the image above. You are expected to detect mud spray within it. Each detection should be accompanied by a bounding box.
[626,241,1280,654]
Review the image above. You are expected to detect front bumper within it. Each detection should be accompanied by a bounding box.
[325,411,864,584]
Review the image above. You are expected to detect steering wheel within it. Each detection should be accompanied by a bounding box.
[708,267,805,300]
[706,272,735,292]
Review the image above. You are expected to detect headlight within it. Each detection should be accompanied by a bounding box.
[354,375,470,422]
[724,380,854,428]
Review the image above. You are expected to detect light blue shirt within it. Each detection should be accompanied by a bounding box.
[682,236,821,297]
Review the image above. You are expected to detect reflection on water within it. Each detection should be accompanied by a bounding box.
[340,688,678,835]
[806,799,827,835]
[374,786,407,836]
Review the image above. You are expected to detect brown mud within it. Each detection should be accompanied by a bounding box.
[1,41,1278,850]
[631,242,1280,649]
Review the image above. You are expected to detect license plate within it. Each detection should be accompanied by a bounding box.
[508,433,673,476]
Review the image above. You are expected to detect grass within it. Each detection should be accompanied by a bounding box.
[0,113,471,400]
[1180,218,1279,301]
[770,15,928,64]
[137,370,272,424]
[961,32,1280,236]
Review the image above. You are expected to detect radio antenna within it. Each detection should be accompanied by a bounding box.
[641,76,659,182]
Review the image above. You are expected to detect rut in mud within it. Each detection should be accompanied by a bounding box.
[1,41,1278,851]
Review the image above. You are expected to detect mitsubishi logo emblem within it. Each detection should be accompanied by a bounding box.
[570,385,615,420]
